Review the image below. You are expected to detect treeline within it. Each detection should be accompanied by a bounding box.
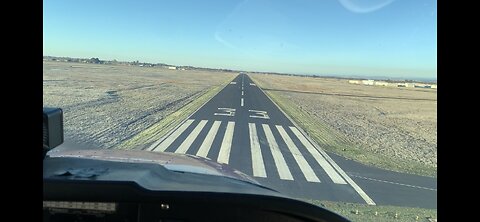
[43,56,238,73]
[43,56,167,66]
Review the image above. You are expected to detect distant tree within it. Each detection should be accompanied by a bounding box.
[90,58,101,64]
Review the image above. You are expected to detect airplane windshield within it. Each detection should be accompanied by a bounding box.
[43,0,437,221]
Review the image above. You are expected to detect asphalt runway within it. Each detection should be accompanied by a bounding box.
[148,73,436,208]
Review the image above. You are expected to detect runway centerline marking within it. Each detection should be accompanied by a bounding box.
[241,98,244,107]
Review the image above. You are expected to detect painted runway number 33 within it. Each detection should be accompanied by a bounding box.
[249,110,270,119]
[214,108,269,119]
[214,108,236,116]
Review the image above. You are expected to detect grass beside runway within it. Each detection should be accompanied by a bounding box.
[117,76,236,150]
[249,76,436,178]
[305,200,437,222]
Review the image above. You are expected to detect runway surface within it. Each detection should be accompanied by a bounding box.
[148,73,436,208]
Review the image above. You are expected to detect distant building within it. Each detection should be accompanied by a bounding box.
[374,81,389,86]
[168,66,177,70]
[347,79,436,89]
[362,80,375,85]
[414,83,427,88]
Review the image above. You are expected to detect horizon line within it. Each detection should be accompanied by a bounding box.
[43,55,437,83]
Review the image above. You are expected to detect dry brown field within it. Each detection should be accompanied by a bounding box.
[43,61,235,149]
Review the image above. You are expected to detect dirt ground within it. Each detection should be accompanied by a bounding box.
[43,61,235,149]
[250,73,437,174]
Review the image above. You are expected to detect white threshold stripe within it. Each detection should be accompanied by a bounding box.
[262,124,293,180]
[276,126,320,183]
[174,120,208,154]
[241,98,244,106]
[312,139,376,205]
[290,127,347,184]
[196,121,221,158]
[147,136,164,151]
[217,121,235,164]
[153,119,195,152]
[252,75,375,205]
[249,123,266,177]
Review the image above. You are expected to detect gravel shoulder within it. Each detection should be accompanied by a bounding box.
[250,73,437,177]
[43,61,236,149]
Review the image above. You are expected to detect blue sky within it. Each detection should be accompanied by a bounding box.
[43,0,436,79]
